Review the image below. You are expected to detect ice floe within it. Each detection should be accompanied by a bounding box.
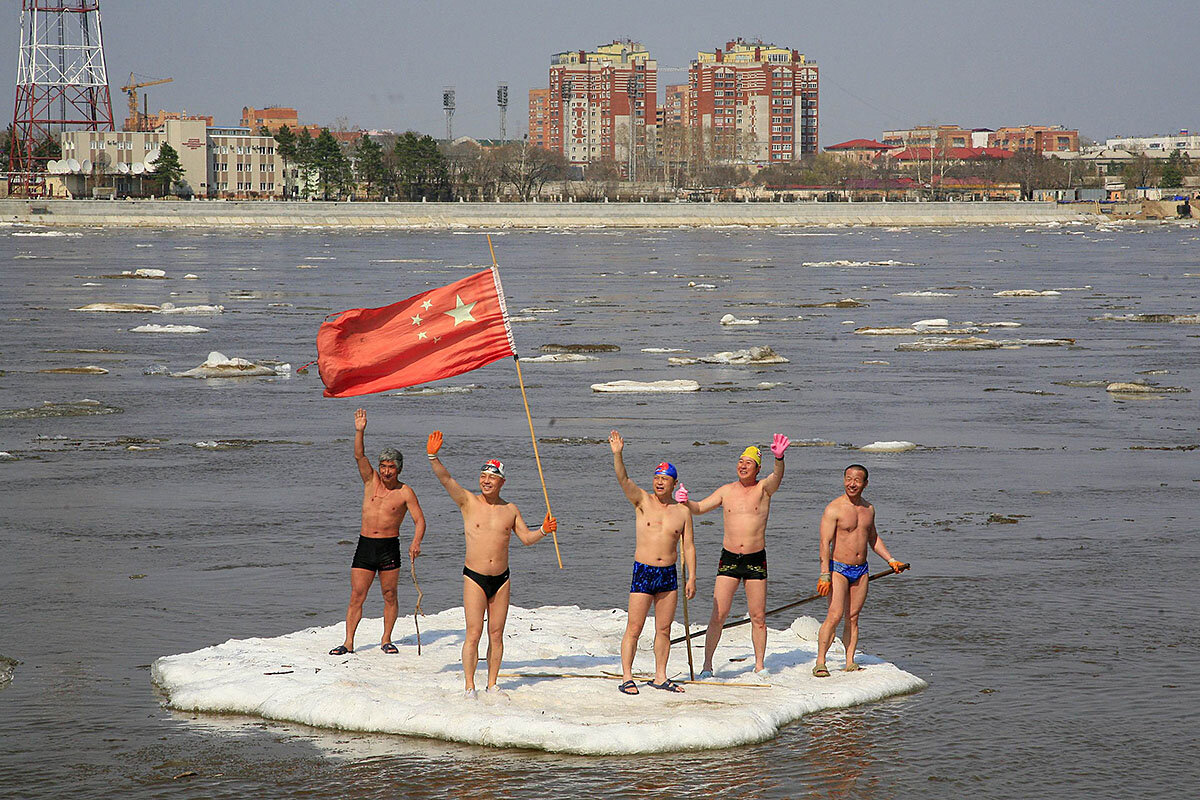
[389,385,476,397]
[911,318,949,329]
[894,291,955,297]
[539,344,619,353]
[131,324,208,334]
[522,353,598,363]
[159,302,224,315]
[592,380,700,393]
[895,336,1074,352]
[151,605,925,755]
[38,366,108,375]
[719,314,760,326]
[1106,382,1189,394]
[519,307,559,314]
[71,302,160,313]
[0,399,120,420]
[171,352,278,379]
[688,282,718,290]
[183,274,199,280]
[669,346,788,366]
[642,347,687,353]
[1091,313,1200,324]
[802,260,915,267]
[12,230,80,237]
[859,441,917,453]
[992,289,1061,297]
[0,452,17,461]
[106,268,166,279]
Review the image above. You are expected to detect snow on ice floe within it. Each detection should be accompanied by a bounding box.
[522,353,599,363]
[894,290,955,297]
[519,307,559,314]
[183,274,199,280]
[592,380,700,393]
[39,365,108,375]
[1106,382,1189,394]
[131,324,208,334]
[171,352,278,379]
[688,282,718,290]
[151,605,925,755]
[669,346,788,366]
[159,302,224,315]
[992,289,1061,297]
[97,268,166,279]
[1091,313,1200,324]
[802,259,915,268]
[11,230,81,237]
[642,347,687,353]
[859,441,917,453]
[720,314,759,326]
[72,302,160,313]
[895,336,1073,352]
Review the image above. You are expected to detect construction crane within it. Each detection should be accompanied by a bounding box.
[120,73,173,131]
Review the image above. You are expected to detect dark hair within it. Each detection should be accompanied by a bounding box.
[844,464,868,480]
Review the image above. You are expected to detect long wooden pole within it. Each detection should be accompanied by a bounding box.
[670,564,909,645]
[487,234,562,569]
[679,541,695,680]
[410,561,423,655]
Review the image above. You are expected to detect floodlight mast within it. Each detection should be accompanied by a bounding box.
[443,87,455,141]
[497,83,508,143]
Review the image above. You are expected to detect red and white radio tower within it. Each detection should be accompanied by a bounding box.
[8,0,115,196]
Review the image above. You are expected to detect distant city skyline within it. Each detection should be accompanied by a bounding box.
[4,0,1197,145]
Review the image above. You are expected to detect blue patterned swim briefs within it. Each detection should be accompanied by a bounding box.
[630,561,678,595]
[831,559,870,582]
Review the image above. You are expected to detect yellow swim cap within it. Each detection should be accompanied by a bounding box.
[740,446,762,466]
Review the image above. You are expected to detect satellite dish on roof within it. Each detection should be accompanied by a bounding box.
[144,148,161,166]
[46,159,60,173]
[66,158,81,173]
[131,162,145,175]
[117,161,130,174]
[80,159,92,173]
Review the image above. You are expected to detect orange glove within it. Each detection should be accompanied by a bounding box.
[888,560,909,574]
[426,431,443,457]
[542,513,557,534]
[817,572,832,596]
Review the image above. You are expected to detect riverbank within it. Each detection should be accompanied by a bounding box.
[0,198,1106,228]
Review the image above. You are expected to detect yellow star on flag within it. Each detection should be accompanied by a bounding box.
[444,294,478,326]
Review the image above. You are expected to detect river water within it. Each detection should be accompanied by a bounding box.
[1,221,1198,799]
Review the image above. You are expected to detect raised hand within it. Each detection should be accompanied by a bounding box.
[673,483,688,503]
[770,433,790,459]
[542,513,557,534]
[354,408,367,431]
[427,431,443,456]
[608,430,624,454]
[888,560,909,574]
[817,572,832,596]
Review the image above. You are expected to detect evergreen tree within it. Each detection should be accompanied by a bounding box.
[149,142,185,195]
[314,128,351,199]
[1160,150,1185,188]
[393,131,450,200]
[354,134,389,198]
[274,125,297,164]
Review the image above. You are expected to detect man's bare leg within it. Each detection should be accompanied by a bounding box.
[842,575,870,670]
[622,593,653,680]
[651,590,679,684]
[462,576,488,692]
[816,573,850,669]
[341,568,375,651]
[379,567,400,646]
[484,582,511,690]
[702,576,740,673]
[744,578,768,671]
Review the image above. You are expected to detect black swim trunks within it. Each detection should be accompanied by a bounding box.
[351,535,401,572]
[717,548,767,580]
[463,566,511,600]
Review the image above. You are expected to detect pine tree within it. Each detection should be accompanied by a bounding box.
[354,134,388,198]
[149,142,185,196]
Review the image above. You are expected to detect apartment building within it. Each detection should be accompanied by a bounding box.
[1104,131,1200,154]
[528,88,551,150]
[881,125,975,150]
[687,39,819,164]
[988,126,1079,155]
[242,106,300,131]
[207,126,282,197]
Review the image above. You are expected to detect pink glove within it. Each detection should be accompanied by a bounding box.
[673,483,688,503]
[770,433,790,459]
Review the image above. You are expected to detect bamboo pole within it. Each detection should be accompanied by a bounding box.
[487,234,562,568]
[679,541,695,680]
[670,564,909,645]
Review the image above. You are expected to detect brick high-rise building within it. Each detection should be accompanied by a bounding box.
[534,40,658,173]
[687,39,819,164]
[528,88,551,150]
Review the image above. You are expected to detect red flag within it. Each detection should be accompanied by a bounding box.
[317,267,516,398]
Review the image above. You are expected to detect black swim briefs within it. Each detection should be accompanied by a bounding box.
[463,566,511,599]
[351,535,401,572]
[717,548,767,580]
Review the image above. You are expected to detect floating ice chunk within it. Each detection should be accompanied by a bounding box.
[859,441,917,453]
[183,274,199,280]
[802,260,915,267]
[896,336,1001,351]
[688,282,717,290]
[539,344,619,353]
[1106,382,1189,394]
[911,318,949,329]
[390,385,476,397]
[894,291,955,297]
[1012,338,1075,347]
[12,230,81,237]
[151,605,925,755]
[720,314,759,326]
[992,289,1061,297]
[642,347,687,353]
[1091,313,1200,324]
[815,298,866,308]
[519,307,559,314]
[669,346,788,365]
[522,353,598,363]
[131,324,208,334]
[296,264,319,269]
[194,441,221,449]
[985,321,1023,328]
[0,451,17,461]
[862,360,890,365]
[508,316,538,323]
[855,327,920,335]
[128,268,166,278]
[159,303,224,315]
[39,365,108,374]
[71,302,160,313]
[171,352,277,379]
[592,380,700,393]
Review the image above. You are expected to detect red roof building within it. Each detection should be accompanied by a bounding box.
[824,138,892,163]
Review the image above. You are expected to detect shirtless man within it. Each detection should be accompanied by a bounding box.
[675,435,789,679]
[609,430,696,695]
[426,430,556,697]
[329,408,426,656]
[813,464,908,676]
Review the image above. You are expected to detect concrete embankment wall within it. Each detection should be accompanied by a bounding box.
[0,199,1105,228]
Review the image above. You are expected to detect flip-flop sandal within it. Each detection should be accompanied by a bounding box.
[812,664,830,678]
[381,642,399,655]
[843,663,863,672]
[618,680,640,695]
[647,679,685,693]
[328,645,353,656]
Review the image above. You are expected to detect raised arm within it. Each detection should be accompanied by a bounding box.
[405,486,427,561]
[760,434,789,495]
[426,431,472,508]
[608,430,643,506]
[353,408,374,484]
[817,503,836,595]
[867,518,909,573]
[681,509,697,599]
[514,506,556,546]
[675,482,724,515]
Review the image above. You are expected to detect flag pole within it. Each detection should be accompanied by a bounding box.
[488,235,563,569]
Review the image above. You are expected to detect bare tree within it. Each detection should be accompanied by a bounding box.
[498,139,567,200]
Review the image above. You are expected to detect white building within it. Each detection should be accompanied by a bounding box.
[1104,132,1200,154]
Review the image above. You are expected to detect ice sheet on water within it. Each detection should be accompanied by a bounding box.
[39,366,108,374]
[151,606,925,755]
[171,352,277,379]
[71,302,159,313]
[390,385,476,397]
[131,324,208,334]
[894,291,955,297]
[859,441,917,453]
[992,289,1061,297]
[1106,382,1189,394]
[802,259,915,267]
[12,230,80,237]
[519,307,559,314]
[0,399,120,420]
[642,347,687,353]
[159,303,223,315]
[669,346,788,366]
[1091,313,1200,324]
[522,353,598,363]
[592,380,700,393]
[720,314,759,326]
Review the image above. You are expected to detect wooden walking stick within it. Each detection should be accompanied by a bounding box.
[671,563,910,645]
[487,234,563,569]
[410,560,423,655]
[679,541,696,681]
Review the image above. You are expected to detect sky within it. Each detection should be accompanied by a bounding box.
[5,0,1198,146]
